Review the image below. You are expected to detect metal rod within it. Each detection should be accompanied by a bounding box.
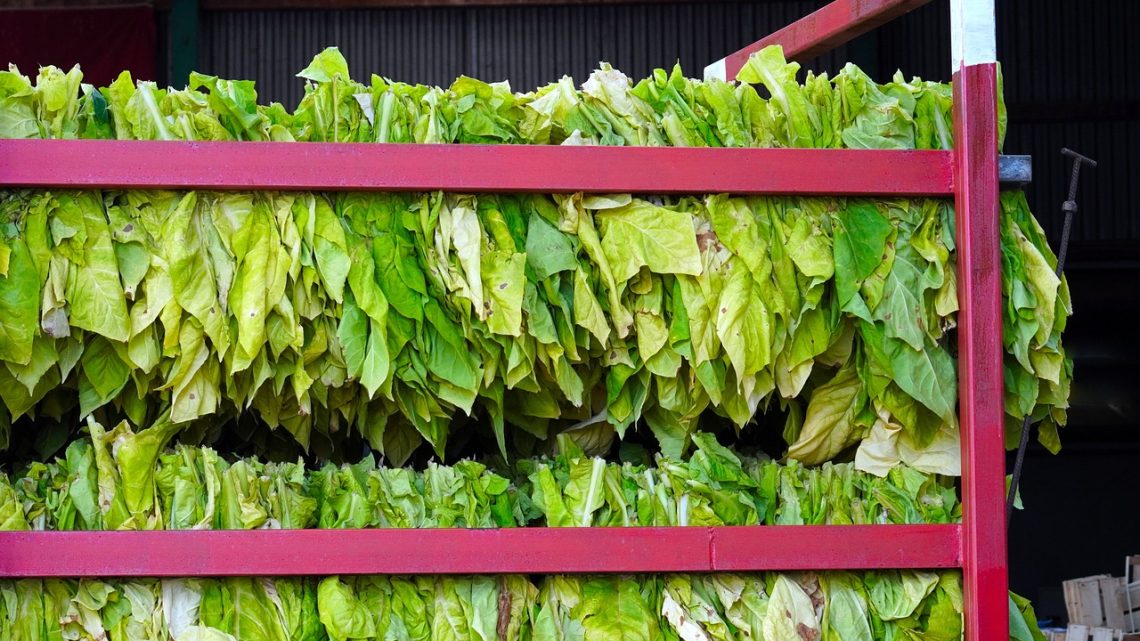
[1006,147,1096,523]
[1057,147,1097,272]
[1005,415,1032,520]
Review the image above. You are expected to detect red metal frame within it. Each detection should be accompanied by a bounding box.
[0,526,960,577]
[0,2,1008,639]
[705,0,932,79]
[0,140,953,196]
[953,61,1008,641]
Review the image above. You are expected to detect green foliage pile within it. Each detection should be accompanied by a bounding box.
[0,45,1062,641]
[0,570,993,641]
[1,46,995,149]
[1,425,956,531]
[0,185,1069,468]
[0,47,1067,468]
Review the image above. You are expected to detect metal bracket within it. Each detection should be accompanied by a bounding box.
[998,155,1032,186]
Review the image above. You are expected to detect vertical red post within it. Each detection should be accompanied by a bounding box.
[954,62,1009,641]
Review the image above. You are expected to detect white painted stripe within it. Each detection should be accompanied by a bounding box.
[703,58,727,82]
[950,0,997,70]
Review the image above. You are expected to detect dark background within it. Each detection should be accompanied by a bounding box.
[2,0,1137,621]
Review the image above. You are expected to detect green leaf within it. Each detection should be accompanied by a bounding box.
[763,576,821,641]
[297,47,351,84]
[866,571,938,621]
[525,213,577,280]
[1010,591,1047,641]
[229,203,274,362]
[482,251,526,337]
[337,301,368,382]
[163,193,230,355]
[787,365,864,465]
[67,199,131,342]
[787,214,834,281]
[715,262,771,384]
[574,577,661,641]
[573,268,610,346]
[0,236,40,365]
[836,64,916,150]
[874,243,939,350]
[834,202,893,317]
[79,337,130,411]
[361,319,390,399]
[737,46,819,147]
[597,201,701,284]
[318,577,377,641]
[824,575,873,641]
[312,197,351,303]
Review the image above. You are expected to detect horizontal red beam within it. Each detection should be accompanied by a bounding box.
[711,524,961,571]
[0,140,955,196]
[711,0,932,78]
[0,525,961,577]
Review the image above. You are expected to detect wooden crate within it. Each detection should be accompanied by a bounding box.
[1064,624,1124,641]
[1126,555,1140,633]
[1103,578,1128,631]
[1067,575,1113,627]
[1102,576,1140,632]
[1064,561,1140,635]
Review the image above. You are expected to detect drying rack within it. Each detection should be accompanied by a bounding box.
[0,2,1009,641]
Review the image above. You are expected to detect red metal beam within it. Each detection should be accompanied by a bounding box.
[0,525,962,577]
[0,140,955,196]
[706,0,933,79]
[711,525,961,571]
[953,62,1008,641]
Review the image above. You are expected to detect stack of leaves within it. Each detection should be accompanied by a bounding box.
[0,423,956,532]
[999,195,1071,452]
[0,44,1058,641]
[0,185,1069,472]
[0,47,1065,471]
[0,570,1035,641]
[519,432,959,527]
[0,46,1003,151]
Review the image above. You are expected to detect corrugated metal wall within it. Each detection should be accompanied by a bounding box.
[188,0,1137,251]
[199,8,467,102]
[196,2,847,104]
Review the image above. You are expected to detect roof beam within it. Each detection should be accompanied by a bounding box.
[704,0,933,80]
